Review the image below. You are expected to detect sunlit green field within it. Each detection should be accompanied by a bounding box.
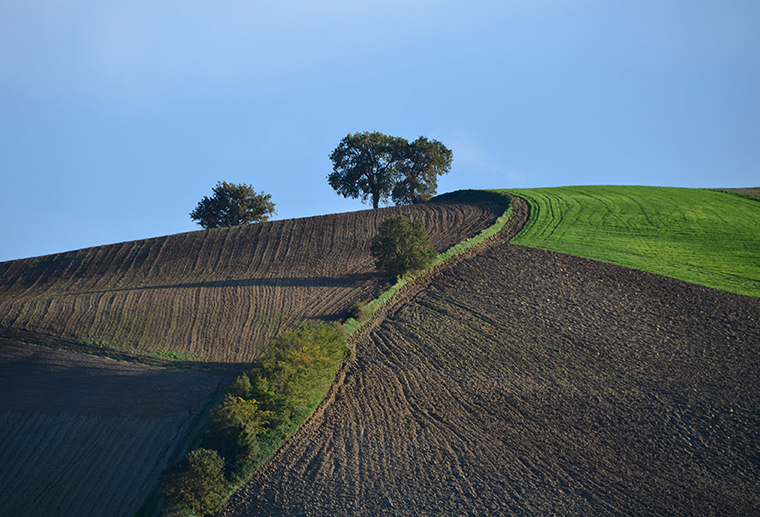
[502,186,760,297]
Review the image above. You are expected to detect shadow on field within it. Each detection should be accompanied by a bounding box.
[0,330,250,380]
[77,272,384,294]
[0,340,224,417]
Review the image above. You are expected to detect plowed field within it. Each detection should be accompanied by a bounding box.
[0,340,222,517]
[220,243,760,516]
[720,187,760,199]
[0,199,501,363]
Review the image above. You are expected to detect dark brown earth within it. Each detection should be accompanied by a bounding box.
[719,187,760,199]
[0,199,501,363]
[0,340,222,517]
[0,195,505,517]
[220,242,760,516]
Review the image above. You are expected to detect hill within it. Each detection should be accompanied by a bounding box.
[506,186,760,297]
[0,195,503,517]
[0,198,502,363]
[2,186,758,516]
[220,236,760,516]
[0,339,222,517]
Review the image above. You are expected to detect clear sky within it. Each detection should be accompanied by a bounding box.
[1,0,758,262]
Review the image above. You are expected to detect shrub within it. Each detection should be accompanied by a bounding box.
[370,216,436,278]
[261,323,347,414]
[227,373,253,399]
[349,301,370,322]
[209,395,272,459]
[162,448,227,517]
[163,323,348,512]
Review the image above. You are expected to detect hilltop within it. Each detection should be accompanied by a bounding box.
[0,197,502,364]
[1,186,759,517]
[0,194,503,517]
[220,188,760,516]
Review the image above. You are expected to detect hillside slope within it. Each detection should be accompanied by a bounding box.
[507,186,760,297]
[0,340,221,517]
[220,241,760,516]
[0,198,501,363]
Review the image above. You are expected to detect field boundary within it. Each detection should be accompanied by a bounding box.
[504,186,760,298]
[0,326,247,376]
[204,191,528,516]
[143,190,522,516]
[341,190,524,338]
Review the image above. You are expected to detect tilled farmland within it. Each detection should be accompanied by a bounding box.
[0,340,222,517]
[0,199,501,363]
[219,243,760,516]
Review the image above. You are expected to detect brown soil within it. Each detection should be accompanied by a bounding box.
[219,243,760,516]
[718,187,760,199]
[0,199,501,363]
[0,340,222,517]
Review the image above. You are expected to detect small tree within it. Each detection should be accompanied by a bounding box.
[370,216,436,278]
[190,181,276,229]
[261,323,347,414]
[349,301,370,322]
[209,394,272,460]
[162,448,227,517]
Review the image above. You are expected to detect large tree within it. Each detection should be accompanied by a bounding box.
[328,132,406,209]
[190,181,276,229]
[392,136,453,205]
[328,132,452,209]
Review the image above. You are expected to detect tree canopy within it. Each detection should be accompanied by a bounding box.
[328,132,452,209]
[392,137,453,205]
[162,448,227,517]
[370,216,436,278]
[190,181,276,229]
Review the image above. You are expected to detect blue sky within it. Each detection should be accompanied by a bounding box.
[1,0,758,261]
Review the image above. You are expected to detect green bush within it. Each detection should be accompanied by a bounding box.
[260,323,347,414]
[370,216,436,278]
[162,323,348,514]
[162,448,227,517]
[209,394,272,460]
[349,301,370,322]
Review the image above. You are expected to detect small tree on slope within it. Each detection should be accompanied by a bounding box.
[162,448,227,517]
[190,181,276,229]
[370,216,436,278]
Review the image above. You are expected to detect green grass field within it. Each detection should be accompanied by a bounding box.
[502,186,760,298]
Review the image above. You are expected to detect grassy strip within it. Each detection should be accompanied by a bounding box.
[505,186,760,298]
[159,324,347,517]
[158,190,514,516]
[342,190,513,335]
[150,350,198,361]
[75,337,125,349]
